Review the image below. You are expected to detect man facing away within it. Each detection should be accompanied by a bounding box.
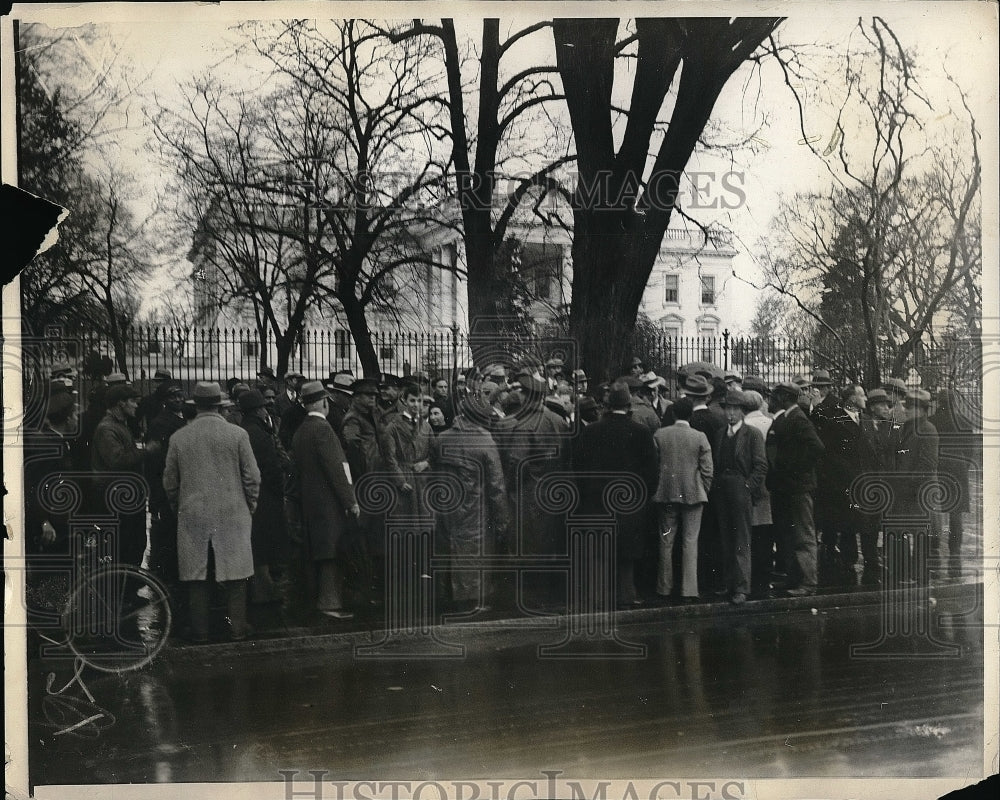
[291,380,361,620]
[652,396,714,604]
[766,381,825,597]
[163,382,261,642]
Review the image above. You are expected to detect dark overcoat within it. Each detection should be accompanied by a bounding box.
[241,412,288,565]
[291,414,357,562]
[765,405,825,495]
[571,412,657,559]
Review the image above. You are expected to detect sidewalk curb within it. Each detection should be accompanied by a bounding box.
[161,580,981,663]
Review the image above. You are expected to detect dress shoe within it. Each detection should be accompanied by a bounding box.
[680,596,700,605]
[785,587,815,597]
[729,593,747,605]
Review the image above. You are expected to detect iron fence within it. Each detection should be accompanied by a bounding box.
[28,323,982,411]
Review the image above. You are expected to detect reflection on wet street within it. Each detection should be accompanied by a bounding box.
[29,598,983,786]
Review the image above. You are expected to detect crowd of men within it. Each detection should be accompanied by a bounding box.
[25,353,974,642]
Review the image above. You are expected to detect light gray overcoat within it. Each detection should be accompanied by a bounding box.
[163,412,261,581]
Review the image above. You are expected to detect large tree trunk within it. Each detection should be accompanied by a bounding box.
[341,292,380,378]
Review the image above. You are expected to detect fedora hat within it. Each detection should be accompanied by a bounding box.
[192,381,224,407]
[905,387,932,408]
[153,368,173,380]
[867,388,891,405]
[724,371,743,384]
[300,380,330,404]
[350,378,379,396]
[883,377,907,396]
[680,374,711,397]
[742,376,768,395]
[239,389,267,412]
[773,380,802,398]
[607,383,631,409]
[257,366,276,380]
[106,372,128,386]
[326,372,355,395]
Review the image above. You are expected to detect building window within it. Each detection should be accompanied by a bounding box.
[242,341,260,358]
[663,326,680,338]
[700,275,716,305]
[380,345,395,360]
[664,275,679,304]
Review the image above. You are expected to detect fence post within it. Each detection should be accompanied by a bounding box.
[722,328,730,371]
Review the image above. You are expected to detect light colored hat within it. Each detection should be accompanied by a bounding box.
[192,381,223,406]
[300,380,330,404]
[106,372,128,385]
[326,373,354,395]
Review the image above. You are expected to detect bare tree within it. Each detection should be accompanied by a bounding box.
[552,17,782,380]
[759,18,981,385]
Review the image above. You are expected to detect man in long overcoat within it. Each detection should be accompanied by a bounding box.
[240,389,287,603]
[652,396,714,602]
[572,381,658,608]
[292,381,361,619]
[431,397,509,611]
[164,382,260,642]
[766,381,825,596]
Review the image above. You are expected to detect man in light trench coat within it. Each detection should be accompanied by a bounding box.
[164,382,261,642]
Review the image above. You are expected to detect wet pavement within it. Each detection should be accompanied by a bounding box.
[28,587,984,787]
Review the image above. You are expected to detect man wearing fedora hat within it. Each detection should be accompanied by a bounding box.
[710,389,768,605]
[291,380,361,620]
[164,382,261,641]
[766,381,825,596]
[137,368,173,434]
[325,371,355,437]
[277,370,305,419]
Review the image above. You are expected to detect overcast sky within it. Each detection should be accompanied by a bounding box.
[9,1,997,331]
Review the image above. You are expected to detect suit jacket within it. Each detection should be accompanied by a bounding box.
[571,412,657,558]
[164,413,260,582]
[712,423,768,501]
[814,404,878,501]
[652,421,713,505]
[765,405,825,494]
[291,415,357,561]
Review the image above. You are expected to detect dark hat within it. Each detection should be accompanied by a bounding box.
[153,368,173,380]
[578,396,599,422]
[742,376,768,395]
[905,387,931,407]
[350,378,379,396]
[607,382,632,409]
[231,382,251,399]
[883,377,908,396]
[239,389,267,412]
[772,380,802,398]
[162,381,184,397]
[867,388,891,405]
[622,375,644,390]
[106,372,129,386]
[300,380,330,404]
[811,369,834,387]
[544,396,569,418]
[193,381,224,406]
[46,389,76,419]
[791,374,811,388]
[50,362,77,379]
[724,371,743,384]
[284,370,305,381]
[544,356,564,368]
[257,366,276,380]
[49,377,76,397]
[326,373,354,395]
[721,388,752,410]
[379,373,403,389]
[630,357,644,367]
[107,383,141,405]
[516,374,547,396]
[572,368,587,382]
[680,374,712,397]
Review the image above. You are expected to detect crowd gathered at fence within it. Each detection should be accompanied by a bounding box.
[25,350,980,643]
